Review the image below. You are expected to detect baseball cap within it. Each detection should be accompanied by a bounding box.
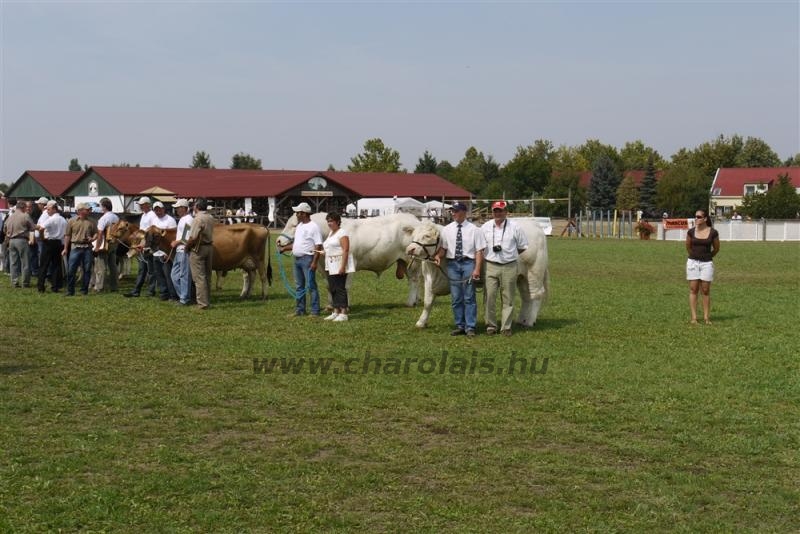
[451,202,468,212]
[152,201,165,209]
[491,200,508,210]
[36,197,48,204]
[76,202,90,210]
[292,202,312,213]
[45,200,58,208]
[137,196,151,205]
[174,199,190,208]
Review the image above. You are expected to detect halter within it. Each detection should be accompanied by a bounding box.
[278,233,295,245]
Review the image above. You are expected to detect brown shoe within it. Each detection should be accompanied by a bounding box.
[486,327,497,336]
[501,329,512,337]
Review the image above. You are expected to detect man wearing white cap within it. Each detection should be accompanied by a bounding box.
[124,196,159,297]
[170,199,194,305]
[93,197,119,292]
[62,203,97,296]
[151,201,178,300]
[36,200,67,293]
[279,202,322,316]
[481,201,528,337]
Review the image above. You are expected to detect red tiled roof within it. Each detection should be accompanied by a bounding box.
[74,167,471,199]
[710,167,800,197]
[578,170,664,189]
[323,171,470,198]
[21,171,83,196]
[83,167,314,197]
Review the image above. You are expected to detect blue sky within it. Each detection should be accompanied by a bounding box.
[1,1,798,181]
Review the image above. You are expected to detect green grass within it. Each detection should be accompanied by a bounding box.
[1,239,798,532]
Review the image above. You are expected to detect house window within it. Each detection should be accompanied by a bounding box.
[743,183,768,196]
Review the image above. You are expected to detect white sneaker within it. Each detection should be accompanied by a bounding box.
[324,312,339,321]
[333,314,348,322]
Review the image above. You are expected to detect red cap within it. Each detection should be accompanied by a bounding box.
[491,200,508,210]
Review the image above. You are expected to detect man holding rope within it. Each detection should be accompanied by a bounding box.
[434,202,486,337]
[280,202,322,317]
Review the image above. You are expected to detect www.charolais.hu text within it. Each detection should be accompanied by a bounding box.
[253,351,548,376]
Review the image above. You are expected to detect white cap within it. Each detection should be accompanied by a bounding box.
[152,201,165,209]
[36,197,49,204]
[76,202,90,210]
[45,200,58,208]
[292,202,312,213]
[137,196,151,205]
[174,199,190,208]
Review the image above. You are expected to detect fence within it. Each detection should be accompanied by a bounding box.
[660,220,800,242]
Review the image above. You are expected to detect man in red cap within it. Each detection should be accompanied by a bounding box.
[481,201,528,336]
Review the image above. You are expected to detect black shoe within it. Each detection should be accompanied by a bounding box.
[64,293,75,297]
[123,292,140,298]
[450,329,466,336]
[160,295,170,301]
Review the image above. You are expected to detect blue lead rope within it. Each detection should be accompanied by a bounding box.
[275,248,313,299]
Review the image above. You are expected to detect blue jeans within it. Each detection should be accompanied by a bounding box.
[171,249,193,304]
[67,247,94,295]
[448,258,478,331]
[132,254,156,295]
[293,254,320,315]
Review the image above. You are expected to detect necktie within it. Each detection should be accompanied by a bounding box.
[455,224,463,260]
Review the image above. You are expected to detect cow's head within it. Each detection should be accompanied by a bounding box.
[108,220,134,244]
[406,222,441,260]
[276,213,299,248]
[127,230,146,257]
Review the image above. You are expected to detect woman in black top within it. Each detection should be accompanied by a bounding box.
[685,209,720,324]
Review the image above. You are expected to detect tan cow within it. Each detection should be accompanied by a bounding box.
[145,223,273,299]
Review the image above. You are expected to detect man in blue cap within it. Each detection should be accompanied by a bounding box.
[433,202,486,337]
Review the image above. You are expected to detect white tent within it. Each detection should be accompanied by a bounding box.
[346,197,425,218]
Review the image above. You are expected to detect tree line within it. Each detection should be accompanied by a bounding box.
[7,134,793,219]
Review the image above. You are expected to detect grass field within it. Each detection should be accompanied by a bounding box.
[1,238,798,532]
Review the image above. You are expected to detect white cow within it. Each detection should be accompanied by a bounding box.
[277,212,423,306]
[406,219,549,329]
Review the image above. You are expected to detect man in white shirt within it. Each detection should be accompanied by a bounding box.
[280,202,323,316]
[150,201,178,300]
[481,201,529,337]
[434,202,486,337]
[93,197,120,292]
[36,200,67,293]
[170,199,194,305]
[125,196,159,297]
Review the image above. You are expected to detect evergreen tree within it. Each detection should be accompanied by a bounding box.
[588,154,622,210]
[639,154,659,217]
[68,158,82,171]
[415,150,438,173]
[191,150,214,169]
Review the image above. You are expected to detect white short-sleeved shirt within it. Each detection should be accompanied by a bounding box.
[323,228,355,274]
[153,214,177,257]
[42,213,67,240]
[481,218,529,264]
[139,210,158,232]
[292,220,323,257]
[439,219,486,260]
[176,214,194,252]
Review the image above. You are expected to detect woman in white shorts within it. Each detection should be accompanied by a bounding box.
[685,209,720,324]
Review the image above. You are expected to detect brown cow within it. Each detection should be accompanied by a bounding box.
[145,223,273,299]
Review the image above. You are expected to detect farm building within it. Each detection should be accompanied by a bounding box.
[710,167,800,217]
[6,167,470,225]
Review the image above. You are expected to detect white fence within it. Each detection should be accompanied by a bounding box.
[661,220,800,241]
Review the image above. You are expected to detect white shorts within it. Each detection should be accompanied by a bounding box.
[686,259,714,282]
